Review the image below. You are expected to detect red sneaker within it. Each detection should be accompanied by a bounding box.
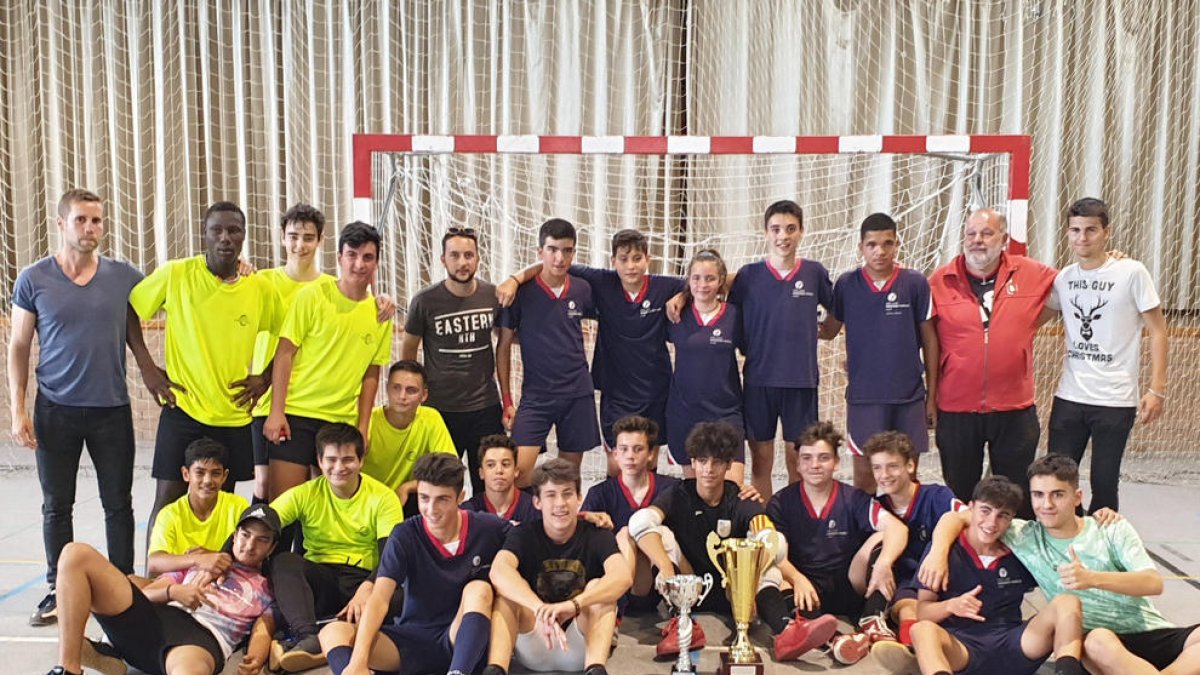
[829,632,871,665]
[656,616,707,657]
[859,614,899,644]
[773,614,839,661]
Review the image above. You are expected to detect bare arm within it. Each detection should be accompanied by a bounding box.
[866,509,909,598]
[818,317,843,341]
[574,553,632,607]
[920,319,939,427]
[1138,306,1168,424]
[125,304,183,407]
[237,612,276,675]
[263,339,297,442]
[496,263,542,307]
[147,548,231,577]
[1036,305,1060,328]
[496,326,517,429]
[399,331,422,361]
[6,306,37,448]
[357,365,381,442]
[346,577,399,672]
[917,509,971,591]
[490,549,544,612]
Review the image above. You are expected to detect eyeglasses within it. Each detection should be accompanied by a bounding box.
[447,227,476,237]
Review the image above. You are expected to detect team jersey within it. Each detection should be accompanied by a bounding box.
[250,269,333,417]
[767,480,882,579]
[460,490,539,525]
[875,482,965,581]
[277,276,392,423]
[378,510,509,629]
[272,474,403,571]
[582,473,679,530]
[502,519,620,603]
[570,266,685,403]
[162,563,273,658]
[495,275,595,399]
[149,491,249,555]
[362,405,456,491]
[129,256,284,426]
[652,479,765,611]
[666,303,743,421]
[1002,517,1173,633]
[727,259,833,388]
[832,267,931,404]
[914,534,1036,634]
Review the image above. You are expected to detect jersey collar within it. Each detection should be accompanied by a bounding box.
[484,492,521,521]
[958,532,1011,570]
[800,481,839,520]
[618,473,657,510]
[765,258,803,281]
[860,265,901,294]
[624,276,650,304]
[691,302,727,327]
[422,510,470,559]
[534,274,571,300]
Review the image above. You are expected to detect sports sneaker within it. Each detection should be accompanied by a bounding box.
[656,615,707,657]
[80,637,127,675]
[30,592,57,626]
[277,634,326,672]
[871,639,919,674]
[859,613,899,644]
[829,632,871,665]
[773,614,838,661]
[45,668,79,675]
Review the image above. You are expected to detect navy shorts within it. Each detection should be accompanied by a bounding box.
[665,413,745,466]
[953,622,1045,675]
[153,405,253,482]
[600,394,667,449]
[379,621,458,675]
[263,414,329,467]
[743,386,818,443]
[511,394,600,453]
[846,400,930,456]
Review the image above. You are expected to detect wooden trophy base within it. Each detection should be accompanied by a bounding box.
[717,651,764,675]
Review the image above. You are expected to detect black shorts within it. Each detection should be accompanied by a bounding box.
[153,406,253,482]
[1117,624,1200,670]
[251,416,269,467]
[808,571,864,620]
[94,580,225,675]
[264,414,329,466]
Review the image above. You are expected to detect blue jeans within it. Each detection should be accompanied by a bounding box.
[33,393,136,585]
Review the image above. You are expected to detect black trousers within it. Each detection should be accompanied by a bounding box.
[935,406,1040,519]
[1047,397,1137,513]
[441,403,504,495]
[272,553,403,639]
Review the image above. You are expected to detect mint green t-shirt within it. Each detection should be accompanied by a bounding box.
[1003,517,1172,633]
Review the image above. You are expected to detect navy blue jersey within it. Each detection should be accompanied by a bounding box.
[767,481,882,579]
[728,259,832,388]
[916,535,1036,633]
[582,473,679,530]
[876,482,965,581]
[377,510,509,629]
[832,267,931,404]
[502,519,620,603]
[460,490,539,525]
[667,303,743,421]
[571,266,684,403]
[495,275,595,399]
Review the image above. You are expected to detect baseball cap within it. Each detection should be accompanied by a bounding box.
[236,504,282,541]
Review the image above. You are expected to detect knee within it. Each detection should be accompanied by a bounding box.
[910,620,940,645]
[59,541,100,568]
[318,620,356,652]
[1050,592,1083,619]
[1083,628,1122,664]
[464,579,494,605]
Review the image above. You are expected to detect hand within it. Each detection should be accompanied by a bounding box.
[534,602,575,650]
[665,292,686,324]
[918,554,950,592]
[948,585,985,621]
[170,584,216,610]
[1137,391,1164,424]
[737,484,764,504]
[142,363,186,408]
[1058,546,1095,591]
[236,258,257,277]
[496,277,520,307]
[186,568,217,589]
[1092,507,1123,527]
[193,551,233,578]
[580,511,613,529]
[867,562,897,600]
[10,412,36,449]
[337,582,374,623]
[375,293,397,322]
[925,398,938,429]
[502,404,516,431]
[237,650,266,675]
[397,483,415,506]
[230,373,270,410]
[1107,249,1127,261]
[263,412,291,444]
[359,423,372,453]
[790,574,820,613]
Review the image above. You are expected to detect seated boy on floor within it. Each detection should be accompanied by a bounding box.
[482,458,631,675]
[47,505,280,675]
[461,434,538,524]
[319,452,510,675]
[901,476,1085,675]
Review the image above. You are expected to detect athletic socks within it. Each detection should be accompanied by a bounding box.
[1055,656,1085,675]
[754,586,792,635]
[898,618,916,645]
[861,590,889,618]
[584,664,609,675]
[325,645,352,675]
[480,664,508,675]
[449,611,491,674]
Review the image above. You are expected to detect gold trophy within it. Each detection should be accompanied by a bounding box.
[706,531,779,675]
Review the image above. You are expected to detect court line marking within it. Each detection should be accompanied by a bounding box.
[1149,551,1200,592]
[0,574,45,603]
[0,636,57,643]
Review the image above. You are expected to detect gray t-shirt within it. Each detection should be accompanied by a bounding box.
[11,256,144,407]
[404,280,500,412]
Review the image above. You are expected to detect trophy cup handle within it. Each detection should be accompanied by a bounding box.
[706,532,728,589]
[699,572,715,606]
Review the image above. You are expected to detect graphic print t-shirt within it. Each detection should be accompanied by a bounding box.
[501,519,618,602]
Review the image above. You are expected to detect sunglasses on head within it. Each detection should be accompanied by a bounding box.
[447,227,476,237]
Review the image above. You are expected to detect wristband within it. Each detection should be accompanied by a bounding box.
[502,394,514,409]
[570,598,581,616]
[1147,388,1167,399]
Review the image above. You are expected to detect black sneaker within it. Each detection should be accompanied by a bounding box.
[277,634,326,672]
[480,665,507,675]
[30,592,57,626]
[45,668,80,675]
[80,638,126,675]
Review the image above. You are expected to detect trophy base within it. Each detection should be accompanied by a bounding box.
[718,651,764,675]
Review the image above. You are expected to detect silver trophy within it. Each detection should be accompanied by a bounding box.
[662,574,715,674]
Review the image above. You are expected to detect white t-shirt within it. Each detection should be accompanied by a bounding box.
[1046,258,1160,406]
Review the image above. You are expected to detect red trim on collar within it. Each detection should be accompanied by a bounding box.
[901,482,922,521]
[691,302,728,327]
[957,532,1010,570]
[800,481,840,520]
[484,493,520,521]
[625,276,650,304]
[534,274,571,300]
[422,510,470,560]
[618,474,656,511]
[765,258,803,281]
[861,265,901,294]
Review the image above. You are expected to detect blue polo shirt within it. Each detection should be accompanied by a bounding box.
[666,303,743,422]
[875,482,964,581]
[495,275,595,399]
[915,534,1037,633]
[460,490,539,525]
[767,480,882,579]
[582,473,679,530]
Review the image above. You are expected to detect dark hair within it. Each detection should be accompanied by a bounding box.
[971,476,1024,514]
[315,422,365,460]
[338,221,382,255]
[57,189,102,219]
[1067,197,1110,227]
[538,218,576,247]
[184,437,229,469]
[441,226,478,253]
[204,201,246,227]
[531,457,581,496]
[387,359,427,385]
[612,415,660,448]
[477,434,518,465]
[862,431,914,463]
[859,212,897,240]
[280,203,326,236]
[611,229,649,257]
[1027,454,1080,488]
[763,199,804,230]
[686,248,728,307]
[685,421,741,464]
[796,420,844,453]
[412,452,465,493]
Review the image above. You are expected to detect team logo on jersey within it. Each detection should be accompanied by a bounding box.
[642,300,651,309]
[717,519,731,538]
[826,519,847,538]
[887,292,898,302]
[362,332,375,344]
[566,299,583,320]
[237,314,249,327]
[795,280,804,290]
[568,300,576,309]
[712,328,722,337]
[999,567,1008,578]
[792,279,814,298]
[473,555,482,567]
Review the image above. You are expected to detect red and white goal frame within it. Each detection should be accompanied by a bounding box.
[351,133,1031,254]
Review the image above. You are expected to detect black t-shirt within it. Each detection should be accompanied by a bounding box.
[501,518,619,603]
[653,479,765,611]
[968,273,997,329]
